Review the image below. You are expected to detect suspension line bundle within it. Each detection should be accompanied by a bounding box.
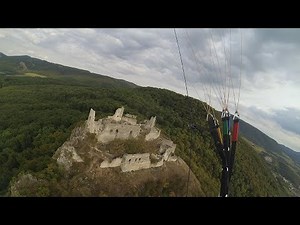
[174,28,243,197]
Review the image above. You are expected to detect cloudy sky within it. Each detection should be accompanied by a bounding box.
[0,28,300,152]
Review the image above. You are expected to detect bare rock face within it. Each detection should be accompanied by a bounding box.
[55,144,84,170]
[10,173,50,197]
[264,156,273,163]
[10,174,38,196]
[19,61,28,71]
[53,126,86,171]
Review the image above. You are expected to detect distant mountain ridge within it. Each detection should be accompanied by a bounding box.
[0,52,137,88]
[279,144,300,165]
[239,119,300,163]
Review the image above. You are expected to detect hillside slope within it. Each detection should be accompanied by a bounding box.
[239,119,300,195]
[0,53,297,196]
[10,118,203,197]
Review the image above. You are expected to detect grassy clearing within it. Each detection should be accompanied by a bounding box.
[242,137,264,153]
[5,73,47,78]
[24,72,46,78]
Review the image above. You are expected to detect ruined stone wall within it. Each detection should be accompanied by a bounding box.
[162,145,176,161]
[93,120,104,133]
[96,123,141,143]
[99,139,177,172]
[101,153,159,172]
[145,127,161,141]
[144,116,156,129]
[120,153,151,172]
[150,159,164,168]
[100,157,122,168]
[86,108,160,143]
[159,139,176,161]
[121,116,137,125]
[108,107,124,122]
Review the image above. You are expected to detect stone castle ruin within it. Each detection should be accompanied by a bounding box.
[86,107,177,172]
[55,107,177,173]
[86,107,161,143]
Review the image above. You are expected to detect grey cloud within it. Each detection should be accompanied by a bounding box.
[238,104,300,152]
[242,29,300,84]
[244,105,300,136]
[1,28,298,91]
[255,29,300,44]
[174,29,244,89]
[13,29,240,89]
[271,107,300,135]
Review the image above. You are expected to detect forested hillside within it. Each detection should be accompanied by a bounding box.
[0,53,297,196]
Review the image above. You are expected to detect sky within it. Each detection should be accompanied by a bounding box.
[0,28,300,152]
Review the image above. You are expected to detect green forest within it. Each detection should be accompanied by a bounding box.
[0,74,292,196]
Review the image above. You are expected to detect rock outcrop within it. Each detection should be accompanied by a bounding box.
[54,107,177,173]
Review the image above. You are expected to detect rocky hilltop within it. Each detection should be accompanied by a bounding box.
[10,107,203,196]
[54,107,177,173]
